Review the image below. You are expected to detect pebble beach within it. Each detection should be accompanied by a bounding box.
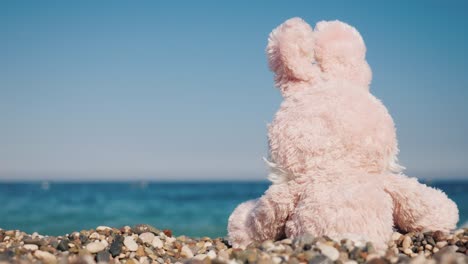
[0,225,467,264]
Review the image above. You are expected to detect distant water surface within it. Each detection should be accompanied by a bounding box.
[0,181,466,237]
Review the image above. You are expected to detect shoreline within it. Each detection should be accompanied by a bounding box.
[0,225,466,264]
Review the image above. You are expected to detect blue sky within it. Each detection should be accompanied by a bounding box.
[1,1,467,180]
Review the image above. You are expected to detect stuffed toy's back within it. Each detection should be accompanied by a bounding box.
[227,17,459,250]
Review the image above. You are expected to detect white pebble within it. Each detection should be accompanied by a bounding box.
[86,241,106,253]
[96,226,111,231]
[436,241,448,248]
[101,239,109,247]
[403,248,413,255]
[193,254,207,260]
[402,235,412,249]
[272,256,282,264]
[391,232,402,241]
[140,256,149,264]
[23,244,38,251]
[273,244,286,252]
[354,240,365,248]
[317,243,339,261]
[151,237,163,249]
[261,240,274,250]
[180,245,193,258]
[34,250,57,264]
[124,236,139,252]
[139,232,155,244]
[207,250,216,259]
[89,232,100,240]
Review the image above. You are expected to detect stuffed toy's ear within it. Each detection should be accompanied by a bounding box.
[267,17,321,95]
[314,20,372,88]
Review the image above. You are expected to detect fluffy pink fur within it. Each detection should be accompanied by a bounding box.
[228,17,459,250]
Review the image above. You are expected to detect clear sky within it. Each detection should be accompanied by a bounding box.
[1,0,467,180]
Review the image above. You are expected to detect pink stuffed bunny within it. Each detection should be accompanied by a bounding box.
[228,17,459,250]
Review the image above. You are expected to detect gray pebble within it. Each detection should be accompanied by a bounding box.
[57,239,70,251]
[308,255,333,264]
[96,250,110,263]
[109,234,124,257]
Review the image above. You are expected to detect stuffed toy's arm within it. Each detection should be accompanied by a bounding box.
[383,173,459,233]
[228,182,294,248]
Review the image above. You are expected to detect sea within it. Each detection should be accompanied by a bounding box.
[0,181,467,238]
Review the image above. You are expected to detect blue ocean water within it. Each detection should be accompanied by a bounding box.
[0,181,466,237]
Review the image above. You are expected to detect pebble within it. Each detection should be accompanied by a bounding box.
[308,255,333,264]
[133,224,161,235]
[391,232,402,241]
[166,236,176,243]
[293,233,315,249]
[426,236,436,246]
[436,241,448,248]
[96,226,112,232]
[402,235,412,249]
[272,256,282,263]
[163,229,173,237]
[57,239,70,251]
[193,254,208,260]
[317,243,339,261]
[89,232,100,240]
[96,250,111,262]
[124,236,139,251]
[34,250,57,264]
[23,244,39,251]
[432,230,446,241]
[261,240,275,251]
[139,232,155,244]
[404,248,413,255]
[79,233,88,244]
[181,245,194,258]
[86,241,106,253]
[152,236,163,248]
[207,250,216,259]
[109,234,124,257]
[23,237,46,246]
[136,246,146,257]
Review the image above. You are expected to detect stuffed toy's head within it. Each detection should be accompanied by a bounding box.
[266,18,403,180]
